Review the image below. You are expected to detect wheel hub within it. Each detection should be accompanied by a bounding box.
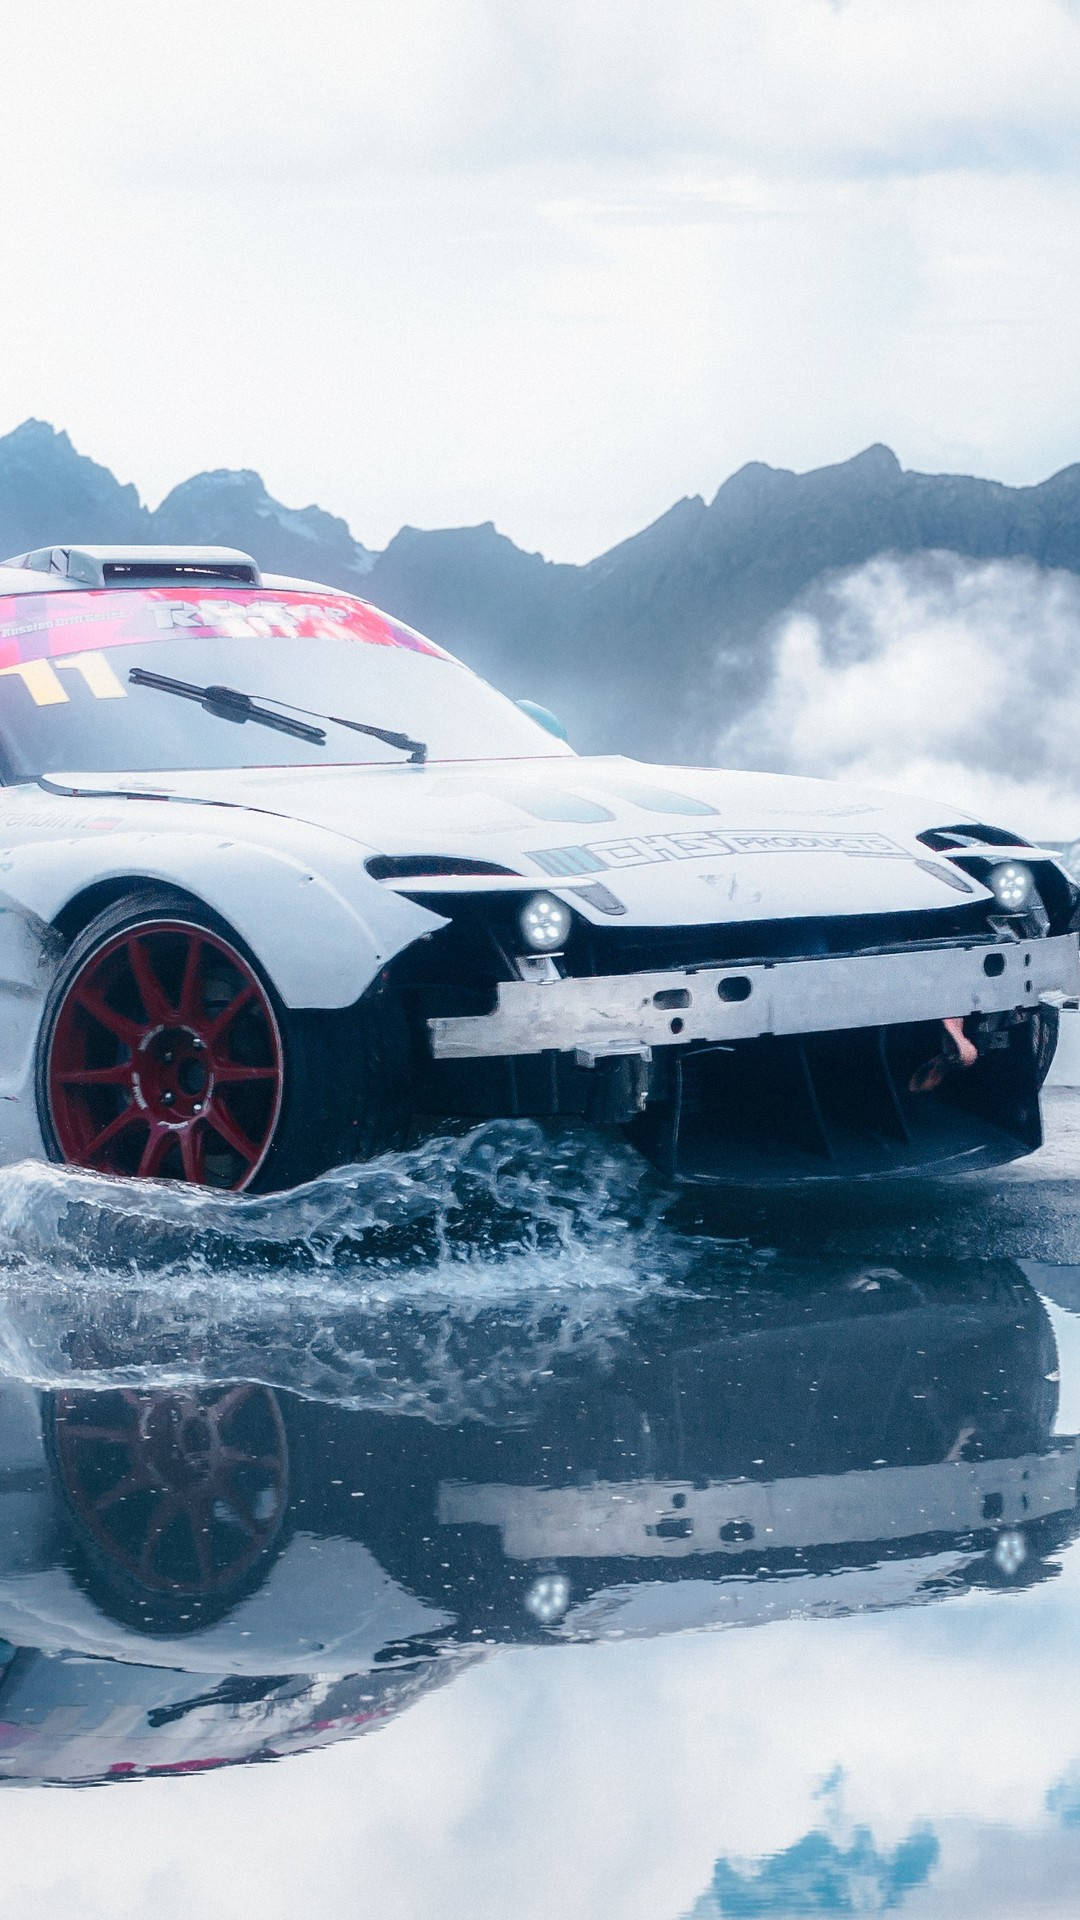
[134,1026,214,1121]
[140,1394,216,1493]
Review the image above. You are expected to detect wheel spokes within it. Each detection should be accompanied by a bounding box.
[205,1383,258,1429]
[189,1514,214,1585]
[137,1123,175,1179]
[92,1469,153,1514]
[205,983,257,1046]
[178,1121,206,1185]
[54,1061,134,1089]
[55,1424,132,1446]
[126,936,174,1026]
[219,1447,285,1476]
[177,933,204,1024]
[210,1062,279,1084]
[85,1106,144,1165]
[139,1495,178,1579]
[71,987,143,1051]
[205,1101,260,1173]
[49,918,284,1190]
[53,1383,290,1599]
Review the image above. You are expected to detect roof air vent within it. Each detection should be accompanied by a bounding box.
[0,545,262,588]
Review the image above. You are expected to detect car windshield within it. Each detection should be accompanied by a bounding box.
[0,587,572,779]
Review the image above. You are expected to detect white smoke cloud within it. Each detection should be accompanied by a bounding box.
[717,551,1080,841]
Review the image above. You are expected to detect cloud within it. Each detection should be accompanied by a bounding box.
[36,0,1080,186]
[5,2,1080,559]
[716,553,1080,838]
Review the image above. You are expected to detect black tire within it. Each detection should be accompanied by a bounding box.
[1034,1004,1060,1088]
[37,886,404,1192]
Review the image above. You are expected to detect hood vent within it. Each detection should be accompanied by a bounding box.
[366,855,521,882]
[918,824,1033,852]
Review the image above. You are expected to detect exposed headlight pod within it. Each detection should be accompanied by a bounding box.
[989,861,1036,911]
[519,892,572,951]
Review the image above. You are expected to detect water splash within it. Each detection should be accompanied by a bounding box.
[0,1124,752,1418]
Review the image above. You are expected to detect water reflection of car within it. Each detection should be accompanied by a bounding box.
[0,1260,1073,1783]
[348,1260,1078,1637]
[47,1382,291,1632]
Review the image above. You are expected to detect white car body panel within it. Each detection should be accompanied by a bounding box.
[0,1536,452,1678]
[34,754,1029,926]
[556,1555,989,1640]
[0,785,448,1160]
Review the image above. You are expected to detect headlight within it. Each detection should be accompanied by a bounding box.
[519,892,572,951]
[989,861,1036,911]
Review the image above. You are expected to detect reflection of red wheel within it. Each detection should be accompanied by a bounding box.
[51,1384,289,1620]
[44,904,284,1192]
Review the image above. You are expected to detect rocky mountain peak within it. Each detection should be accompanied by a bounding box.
[0,418,144,554]
[151,468,375,586]
[843,443,902,484]
[1,422,1079,761]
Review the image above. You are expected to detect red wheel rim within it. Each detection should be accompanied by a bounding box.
[53,1384,289,1598]
[47,919,284,1190]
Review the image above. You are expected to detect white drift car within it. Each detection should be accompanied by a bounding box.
[0,541,1073,1193]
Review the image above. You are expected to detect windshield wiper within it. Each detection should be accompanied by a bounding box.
[129,669,427,762]
[129,669,326,743]
[267,694,427,763]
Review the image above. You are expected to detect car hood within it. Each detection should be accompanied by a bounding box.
[42,755,998,925]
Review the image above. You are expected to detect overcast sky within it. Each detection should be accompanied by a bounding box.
[4,0,1080,560]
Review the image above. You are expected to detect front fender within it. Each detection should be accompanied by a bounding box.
[0,822,446,1011]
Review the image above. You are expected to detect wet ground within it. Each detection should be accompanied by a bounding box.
[678,1087,1080,1266]
[1,1084,1080,1917]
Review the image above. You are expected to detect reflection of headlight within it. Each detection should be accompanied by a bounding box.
[519,892,572,951]
[989,861,1036,911]
[525,1572,571,1623]
[994,1528,1028,1577]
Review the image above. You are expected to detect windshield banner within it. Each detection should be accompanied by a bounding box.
[0,588,451,668]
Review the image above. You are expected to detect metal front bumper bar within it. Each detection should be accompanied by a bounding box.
[437,1446,1080,1559]
[428,933,1080,1062]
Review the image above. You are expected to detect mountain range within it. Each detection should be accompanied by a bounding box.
[2,418,1079,761]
